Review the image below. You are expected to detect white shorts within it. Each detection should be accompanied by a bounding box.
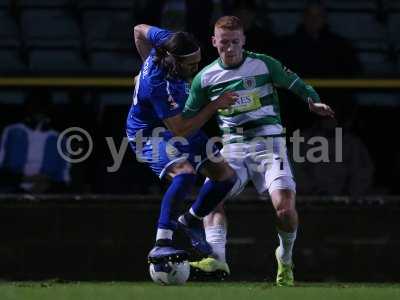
[221,137,296,197]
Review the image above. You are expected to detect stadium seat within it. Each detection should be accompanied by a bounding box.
[354,92,400,107]
[357,51,394,74]
[52,92,71,104]
[0,91,26,105]
[0,0,9,8]
[78,0,135,10]
[269,12,302,35]
[89,51,141,74]
[98,92,132,106]
[388,13,400,42]
[0,49,26,73]
[354,40,388,51]
[324,0,376,10]
[329,13,385,40]
[388,0,400,10]
[28,49,88,73]
[266,0,377,12]
[0,10,20,47]
[21,9,81,48]
[17,0,72,9]
[266,0,308,11]
[82,10,134,50]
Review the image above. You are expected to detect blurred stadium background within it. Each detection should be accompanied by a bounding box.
[0,0,399,283]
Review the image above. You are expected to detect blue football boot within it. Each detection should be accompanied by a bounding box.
[177,215,212,257]
[147,246,188,264]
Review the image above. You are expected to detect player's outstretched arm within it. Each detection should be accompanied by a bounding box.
[163,92,238,137]
[134,24,152,61]
[266,55,335,118]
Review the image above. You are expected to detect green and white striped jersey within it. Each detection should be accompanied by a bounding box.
[182,51,320,144]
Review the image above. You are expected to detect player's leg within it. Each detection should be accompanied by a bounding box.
[270,187,297,287]
[134,138,197,263]
[200,151,247,260]
[155,160,196,247]
[148,159,197,263]
[177,158,237,256]
[203,202,227,263]
[265,138,297,286]
[190,158,237,216]
[246,136,296,286]
[175,132,238,256]
[189,202,231,278]
[189,143,248,277]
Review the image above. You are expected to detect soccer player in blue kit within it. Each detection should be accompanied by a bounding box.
[126,24,239,264]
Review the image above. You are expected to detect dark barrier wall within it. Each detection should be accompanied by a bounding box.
[0,195,399,282]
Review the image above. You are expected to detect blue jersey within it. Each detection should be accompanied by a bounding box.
[125,26,220,179]
[126,26,191,139]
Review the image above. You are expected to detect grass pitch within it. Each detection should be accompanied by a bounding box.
[1,282,399,300]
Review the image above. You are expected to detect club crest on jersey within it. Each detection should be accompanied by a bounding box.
[168,95,179,110]
[243,77,256,90]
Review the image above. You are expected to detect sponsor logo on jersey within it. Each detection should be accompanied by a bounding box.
[168,95,179,110]
[234,95,252,106]
[243,77,256,89]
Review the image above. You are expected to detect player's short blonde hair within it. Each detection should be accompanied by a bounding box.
[214,16,243,31]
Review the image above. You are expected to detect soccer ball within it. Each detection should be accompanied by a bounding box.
[149,260,190,285]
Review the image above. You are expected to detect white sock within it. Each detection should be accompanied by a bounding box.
[277,229,297,264]
[156,229,173,241]
[206,225,227,263]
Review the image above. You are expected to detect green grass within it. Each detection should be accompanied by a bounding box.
[1,282,400,300]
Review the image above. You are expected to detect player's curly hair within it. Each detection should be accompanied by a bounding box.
[154,31,200,77]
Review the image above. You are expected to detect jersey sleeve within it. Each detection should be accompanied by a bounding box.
[147,26,173,48]
[149,82,181,120]
[264,55,321,103]
[182,74,209,118]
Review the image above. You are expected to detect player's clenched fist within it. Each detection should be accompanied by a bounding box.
[214,92,239,109]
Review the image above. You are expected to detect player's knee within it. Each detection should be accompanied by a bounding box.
[214,201,225,213]
[214,162,236,181]
[166,161,195,178]
[276,207,298,224]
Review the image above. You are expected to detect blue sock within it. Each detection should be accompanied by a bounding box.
[190,174,237,218]
[157,173,196,231]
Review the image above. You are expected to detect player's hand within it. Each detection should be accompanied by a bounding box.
[214,92,238,109]
[308,99,335,118]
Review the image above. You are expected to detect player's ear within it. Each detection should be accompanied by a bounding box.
[212,36,217,48]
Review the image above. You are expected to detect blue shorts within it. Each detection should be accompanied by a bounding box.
[128,130,220,179]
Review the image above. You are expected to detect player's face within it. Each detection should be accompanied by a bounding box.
[176,51,201,80]
[212,28,245,67]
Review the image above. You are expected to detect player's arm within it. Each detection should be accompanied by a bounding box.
[163,92,237,137]
[134,24,152,61]
[134,24,172,61]
[266,56,335,118]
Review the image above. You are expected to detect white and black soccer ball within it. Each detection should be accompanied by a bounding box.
[149,260,190,285]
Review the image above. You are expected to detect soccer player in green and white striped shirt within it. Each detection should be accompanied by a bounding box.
[183,16,334,286]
